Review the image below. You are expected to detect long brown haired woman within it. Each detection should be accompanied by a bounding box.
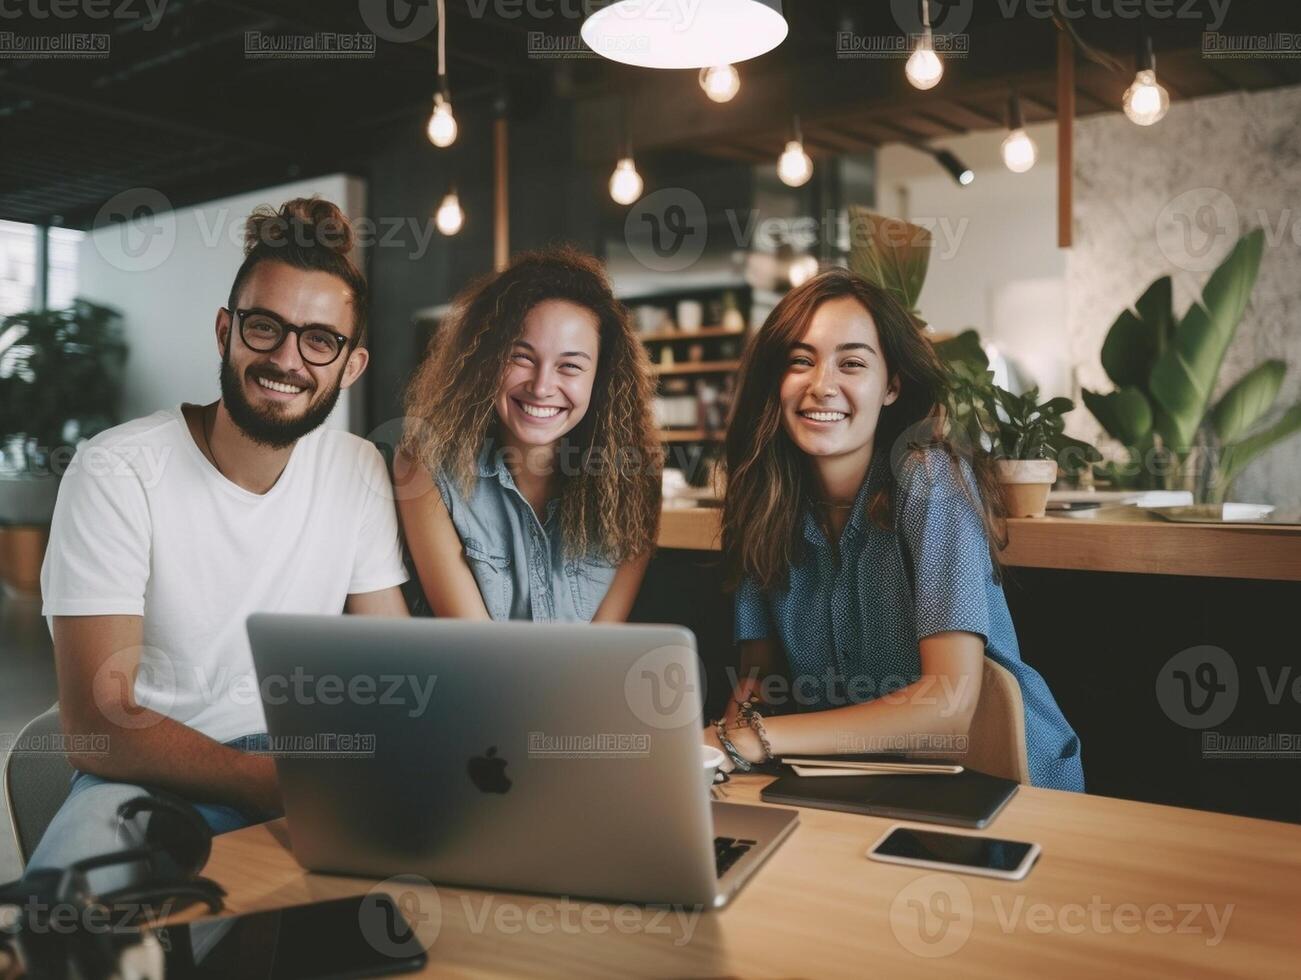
[705,269,1084,791]
[393,246,661,622]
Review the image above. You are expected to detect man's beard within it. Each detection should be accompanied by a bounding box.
[219,343,343,449]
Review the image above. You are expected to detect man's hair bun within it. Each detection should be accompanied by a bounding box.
[243,197,353,257]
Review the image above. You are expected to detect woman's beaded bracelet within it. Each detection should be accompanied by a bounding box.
[714,716,753,772]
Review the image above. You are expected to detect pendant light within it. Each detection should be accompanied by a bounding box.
[609,156,644,206]
[425,0,457,147]
[1000,91,1037,173]
[1123,34,1170,126]
[435,187,464,236]
[581,0,786,69]
[777,116,812,188]
[609,113,644,206]
[699,64,741,103]
[904,0,943,90]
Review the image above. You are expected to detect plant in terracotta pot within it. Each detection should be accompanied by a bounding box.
[989,386,1092,518]
[941,353,1098,518]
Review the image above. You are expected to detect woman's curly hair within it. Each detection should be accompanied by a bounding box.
[399,245,661,562]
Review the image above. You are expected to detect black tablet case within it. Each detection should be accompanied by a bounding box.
[760,768,1019,828]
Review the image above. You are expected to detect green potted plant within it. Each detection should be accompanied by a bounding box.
[1083,228,1301,503]
[0,300,127,593]
[940,348,1098,517]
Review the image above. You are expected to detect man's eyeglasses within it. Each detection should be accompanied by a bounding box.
[227,307,352,367]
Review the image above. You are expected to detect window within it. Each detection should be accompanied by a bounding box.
[0,220,38,318]
[46,228,85,311]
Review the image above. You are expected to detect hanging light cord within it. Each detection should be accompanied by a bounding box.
[1052,0,1125,74]
[436,0,448,88]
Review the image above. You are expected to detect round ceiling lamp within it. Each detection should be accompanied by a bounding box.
[580,0,787,69]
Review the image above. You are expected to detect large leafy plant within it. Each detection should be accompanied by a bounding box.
[0,300,127,475]
[847,207,932,325]
[1082,229,1300,501]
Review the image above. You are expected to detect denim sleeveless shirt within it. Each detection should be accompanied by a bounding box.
[430,447,617,622]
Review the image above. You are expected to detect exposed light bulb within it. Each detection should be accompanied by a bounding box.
[1123,68,1169,126]
[608,157,644,205]
[1001,128,1037,173]
[788,254,819,287]
[699,64,740,103]
[426,94,457,147]
[435,191,464,235]
[905,37,943,90]
[777,140,812,187]
[958,168,974,185]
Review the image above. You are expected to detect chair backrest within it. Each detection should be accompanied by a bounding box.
[965,659,1030,784]
[3,703,74,866]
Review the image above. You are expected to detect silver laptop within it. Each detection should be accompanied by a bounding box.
[246,613,797,908]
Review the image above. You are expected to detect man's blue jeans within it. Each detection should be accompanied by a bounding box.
[23,733,272,892]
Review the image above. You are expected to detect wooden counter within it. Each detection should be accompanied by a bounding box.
[657,506,1301,581]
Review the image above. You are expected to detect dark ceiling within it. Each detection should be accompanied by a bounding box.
[2,0,1298,227]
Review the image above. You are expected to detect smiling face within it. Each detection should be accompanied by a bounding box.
[494,298,600,451]
[779,295,900,464]
[217,261,367,447]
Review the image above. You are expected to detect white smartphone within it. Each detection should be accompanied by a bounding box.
[867,824,1041,881]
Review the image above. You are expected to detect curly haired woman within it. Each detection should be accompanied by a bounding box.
[393,246,661,622]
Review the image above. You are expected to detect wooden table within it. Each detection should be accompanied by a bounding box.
[658,506,1301,581]
[192,775,1301,978]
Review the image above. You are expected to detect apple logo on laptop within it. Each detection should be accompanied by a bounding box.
[467,745,511,794]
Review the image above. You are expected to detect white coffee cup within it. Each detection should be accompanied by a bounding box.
[702,744,726,790]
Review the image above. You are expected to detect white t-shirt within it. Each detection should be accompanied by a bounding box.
[40,406,409,744]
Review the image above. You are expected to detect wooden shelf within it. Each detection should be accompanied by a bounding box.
[638,325,746,343]
[657,429,725,443]
[651,360,741,376]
